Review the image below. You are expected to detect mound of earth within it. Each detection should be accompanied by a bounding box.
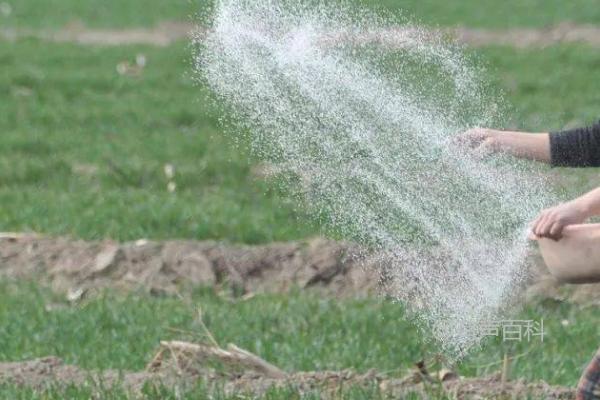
[0,233,596,304]
[0,356,573,399]
[0,233,377,298]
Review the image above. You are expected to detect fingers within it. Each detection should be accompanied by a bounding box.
[548,221,564,241]
[453,128,487,149]
[530,212,546,237]
[531,210,550,237]
[473,138,498,159]
[527,230,540,241]
[530,209,564,241]
[535,213,553,238]
[454,129,504,161]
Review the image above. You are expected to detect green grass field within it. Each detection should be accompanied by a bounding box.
[4,0,600,29]
[2,0,600,398]
[0,282,596,398]
[0,40,316,243]
[2,41,600,242]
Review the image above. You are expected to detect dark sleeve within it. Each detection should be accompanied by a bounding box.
[549,120,600,167]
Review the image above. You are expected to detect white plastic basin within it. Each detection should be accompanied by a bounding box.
[532,223,600,284]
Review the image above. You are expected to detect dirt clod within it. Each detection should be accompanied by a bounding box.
[0,235,375,297]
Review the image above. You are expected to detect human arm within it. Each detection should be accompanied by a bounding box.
[458,122,600,239]
[459,121,600,167]
[531,187,600,240]
[458,128,550,162]
[459,122,600,240]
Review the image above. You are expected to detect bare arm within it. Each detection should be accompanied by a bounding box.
[573,187,600,217]
[531,187,600,240]
[458,128,551,163]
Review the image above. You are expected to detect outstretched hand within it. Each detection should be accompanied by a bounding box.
[454,128,500,157]
[455,128,551,163]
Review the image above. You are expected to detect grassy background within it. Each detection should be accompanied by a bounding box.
[2,41,600,242]
[0,283,596,391]
[3,0,600,29]
[0,40,314,243]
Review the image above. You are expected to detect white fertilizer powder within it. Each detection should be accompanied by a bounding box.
[194,0,554,356]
